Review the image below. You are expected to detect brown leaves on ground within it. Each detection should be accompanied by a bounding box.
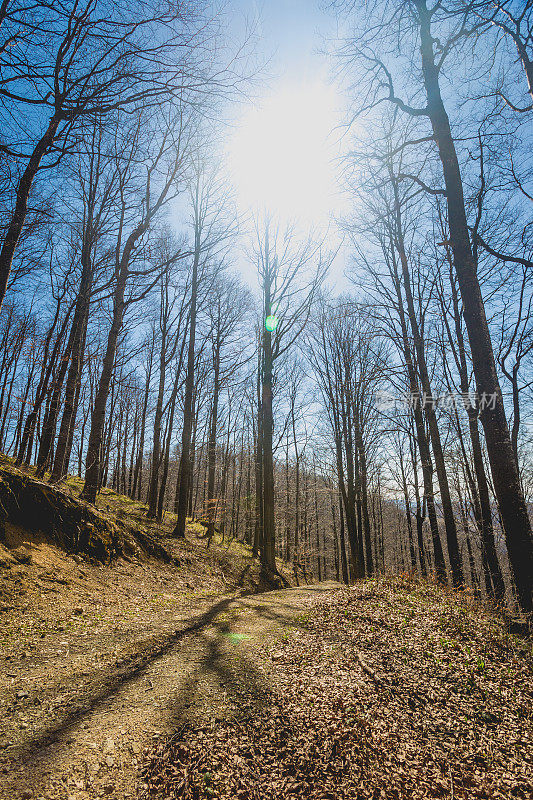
[140,576,533,800]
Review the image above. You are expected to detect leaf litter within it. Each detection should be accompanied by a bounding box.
[140,575,532,800]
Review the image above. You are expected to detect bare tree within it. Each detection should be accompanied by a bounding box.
[0,0,217,310]
[334,0,533,609]
[81,106,193,503]
[146,235,190,518]
[205,274,252,544]
[254,218,328,575]
[172,159,238,538]
[309,299,387,581]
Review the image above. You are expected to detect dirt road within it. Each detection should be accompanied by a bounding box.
[1,582,340,800]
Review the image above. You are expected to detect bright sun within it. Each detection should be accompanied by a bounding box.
[227,81,343,228]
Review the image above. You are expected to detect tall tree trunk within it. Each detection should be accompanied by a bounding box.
[173,224,200,538]
[132,345,153,500]
[0,116,59,310]
[313,459,322,582]
[187,405,198,518]
[261,317,276,572]
[284,437,291,562]
[391,257,447,582]
[147,338,167,518]
[332,497,340,581]
[400,451,417,570]
[206,351,220,544]
[416,0,533,610]
[356,418,374,576]
[393,180,463,586]
[253,397,263,558]
[50,234,95,482]
[17,298,69,465]
[291,396,300,573]
[157,365,181,519]
[36,330,75,476]
[50,308,89,482]
[338,496,350,583]
[444,259,506,599]
[81,279,126,503]
[335,429,361,580]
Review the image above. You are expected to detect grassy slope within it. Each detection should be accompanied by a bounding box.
[0,455,292,615]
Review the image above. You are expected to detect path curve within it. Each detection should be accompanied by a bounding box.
[2,582,340,800]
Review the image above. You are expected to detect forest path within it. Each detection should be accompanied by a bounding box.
[2,581,340,800]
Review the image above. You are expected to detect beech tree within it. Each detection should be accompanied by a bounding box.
[333,0,533,608]
[254,217,329,575]
[81,106,193,503]
[309,299,387,582]
[205,275,252,544]
[0,0,214,311]
[146,237,190,519]
[172,160,238,539]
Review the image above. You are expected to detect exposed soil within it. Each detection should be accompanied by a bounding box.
[1,465,531,800]
[0,461,301,800]
[2,553,532,800]
[1,526,329,800]
[141,577,533,800]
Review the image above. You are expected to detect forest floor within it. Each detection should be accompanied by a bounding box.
[2,575,532,800]
[0,460,298,800]
[1,554,333,800]
[139,579,532,800]
[0,464,531,800]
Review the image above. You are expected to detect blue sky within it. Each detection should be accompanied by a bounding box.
[223,0,351,290]
[229,0,338,80]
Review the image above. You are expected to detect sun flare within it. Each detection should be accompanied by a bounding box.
[227,81,343,227]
